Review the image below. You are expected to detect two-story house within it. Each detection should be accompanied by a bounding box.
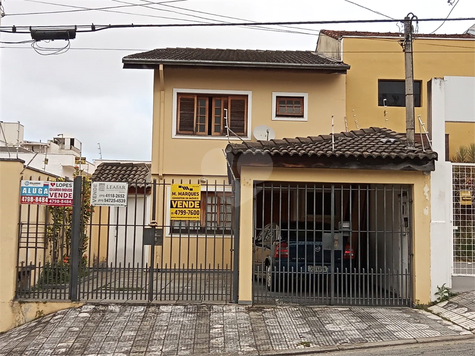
[123,46,438,306]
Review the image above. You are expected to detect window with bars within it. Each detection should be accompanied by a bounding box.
[171,192,233,234]
[177,93,247,136]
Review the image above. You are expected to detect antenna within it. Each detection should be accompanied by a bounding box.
[98,143,103,160]
[352,109,359,129]
[417,115,432,152]
[331,115,335,152]
[253,125,276,141]
[383,99,389,122]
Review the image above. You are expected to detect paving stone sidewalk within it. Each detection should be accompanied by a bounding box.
[429,290,475,332]
[0,302,472,356]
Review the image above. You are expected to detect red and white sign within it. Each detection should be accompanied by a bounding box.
[48,181,74,206]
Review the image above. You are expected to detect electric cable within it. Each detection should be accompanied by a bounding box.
[342,0,395,20]
[2,17,475,35]
[430,0,460,33]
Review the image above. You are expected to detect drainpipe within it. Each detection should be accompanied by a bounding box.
[158,64,165,179]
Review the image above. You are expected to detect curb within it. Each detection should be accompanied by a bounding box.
[256,333,475,356]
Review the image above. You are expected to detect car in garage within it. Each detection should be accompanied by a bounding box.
[253,221,354,291]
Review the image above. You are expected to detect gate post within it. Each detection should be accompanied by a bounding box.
[232,179,240,303]
[69,176,82,302]
[148,179,158,302]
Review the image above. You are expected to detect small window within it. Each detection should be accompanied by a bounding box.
[378,80,421,107]
[171,192,233,234]
[272,92,308,121]
[276,97,304,117]
[177,93,247,136]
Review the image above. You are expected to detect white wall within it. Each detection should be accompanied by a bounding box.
[108,195,151,268]
[428,78,455,300]
[443,76,475,123]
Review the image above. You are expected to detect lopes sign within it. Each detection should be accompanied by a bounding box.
[170,184,201,221]
[20,180,74,206]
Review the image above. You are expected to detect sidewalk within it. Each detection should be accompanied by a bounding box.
[0,296,474,356]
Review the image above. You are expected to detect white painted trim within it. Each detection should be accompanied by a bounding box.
[271,92,308,122]
[172,88,252,140]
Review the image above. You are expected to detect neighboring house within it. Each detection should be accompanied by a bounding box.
[0,122,95,178]
[123,46,440,305]
[316,29,475,158]
[91,162,151,268]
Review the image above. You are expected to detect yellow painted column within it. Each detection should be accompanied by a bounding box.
[238,173,254,304]
[0,160,23,332]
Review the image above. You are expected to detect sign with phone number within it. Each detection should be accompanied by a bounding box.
[170,184,201,221]
[20,180,73,207]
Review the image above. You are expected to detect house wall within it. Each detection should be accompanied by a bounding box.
[341,36,475,155]
[0,160,78,332]
[152,67,347,178]
[315,33,342,61]
[238,166,431,305]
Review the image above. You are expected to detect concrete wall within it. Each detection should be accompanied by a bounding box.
[152,67,347,178]
[341,36,475,155]
[238,167,432,305]
[0,160,78,332]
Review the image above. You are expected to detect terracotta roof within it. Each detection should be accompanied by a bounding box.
[92,162,151,184]
[226,127,437,161]
[123,48,349,71]
[320,29,475,40]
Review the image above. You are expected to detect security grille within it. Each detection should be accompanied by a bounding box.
[16,178,237,303]
[252,182,413,306]
[452,163,475,275]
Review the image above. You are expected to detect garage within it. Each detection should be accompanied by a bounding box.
[225,127,437,306]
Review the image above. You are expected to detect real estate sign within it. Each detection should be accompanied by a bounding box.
[91,182,128,207]
[20,180,73,206]
[170,184,201,221]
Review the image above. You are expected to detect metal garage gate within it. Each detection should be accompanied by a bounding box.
[253,182,413,306]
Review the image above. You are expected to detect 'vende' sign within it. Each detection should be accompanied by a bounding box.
[20,181,74,206]
[170,184,201,221]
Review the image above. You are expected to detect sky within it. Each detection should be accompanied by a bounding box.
[0,0,474,162]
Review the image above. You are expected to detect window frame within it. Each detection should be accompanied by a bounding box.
[272,92,308,122]
[173,89,252,140]
[378,79,422,107]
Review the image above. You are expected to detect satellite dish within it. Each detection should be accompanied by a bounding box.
[253,125,276,141]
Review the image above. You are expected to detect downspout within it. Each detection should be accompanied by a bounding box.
[158,64,165,179]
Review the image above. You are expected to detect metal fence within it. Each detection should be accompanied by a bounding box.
[252,182,413,306]
[16,177,237,303]
[452,163,475,276]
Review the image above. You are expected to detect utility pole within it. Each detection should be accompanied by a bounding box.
[404,13,416,149]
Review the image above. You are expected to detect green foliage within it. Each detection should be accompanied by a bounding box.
[452,143,475,163]
[434,283,456,303]
[42,167,93,286]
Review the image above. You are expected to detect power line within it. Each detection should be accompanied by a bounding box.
[430,0,460,34]
[6,0,185,16]
[342,0,396,20]
[2,17,475,34]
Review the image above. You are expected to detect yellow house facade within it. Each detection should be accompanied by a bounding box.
[123,47,438,305]
[316,30,475,158]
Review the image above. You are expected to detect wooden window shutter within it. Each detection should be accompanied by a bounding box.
[228,96,247,136]
[178,95,196,134]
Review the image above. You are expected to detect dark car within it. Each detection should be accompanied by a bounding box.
[253,221,354,291]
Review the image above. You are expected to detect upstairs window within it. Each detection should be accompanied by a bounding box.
[272,92,308,121]
[276,96,304,117]
[378,80,422,107]
[176,93,248,136]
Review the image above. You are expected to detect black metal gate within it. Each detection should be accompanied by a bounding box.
[252,182,413,306]
[16,176,237,303]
